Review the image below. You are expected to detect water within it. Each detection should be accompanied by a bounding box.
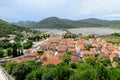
[32,29,65,34]
[32,28,120,35]
[67,27,120,35]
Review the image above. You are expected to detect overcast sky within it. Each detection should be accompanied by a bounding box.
[0,0,120,22]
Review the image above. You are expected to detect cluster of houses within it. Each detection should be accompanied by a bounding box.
[77,38,120,63]
[0,31,33,43]
[14,36,120,65]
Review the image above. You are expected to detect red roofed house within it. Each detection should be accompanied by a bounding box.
[110,53,118,62]
[43,56,62,65]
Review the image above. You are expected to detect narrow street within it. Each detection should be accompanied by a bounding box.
[0,66,14,80]
[0,38,50,63]
[0,66,9,80]
[0,68,6,80]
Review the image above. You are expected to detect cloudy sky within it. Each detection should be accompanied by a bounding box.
[0,0,120,22]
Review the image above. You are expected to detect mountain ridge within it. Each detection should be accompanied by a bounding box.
[0,19,29,37]
[12,17,120,28]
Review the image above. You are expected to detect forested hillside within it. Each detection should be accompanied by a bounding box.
[0,19,29,37]
[13,17,120,28]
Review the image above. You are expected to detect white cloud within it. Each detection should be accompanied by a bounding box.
[1,0,120,22]
[79,0,120,15]
[107,13,120,17]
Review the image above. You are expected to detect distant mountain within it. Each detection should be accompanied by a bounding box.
[0,19,28,37]
[12,21,37,28]
[12,17,120,28]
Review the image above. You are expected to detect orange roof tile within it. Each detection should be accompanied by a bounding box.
[17,57,36,63]
[110,53,117,58]
[71,56,81,62]
[43,56,62,65]
[40,50,54,60]
[27,52,38,57]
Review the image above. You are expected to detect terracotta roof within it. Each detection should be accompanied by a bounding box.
[82,51,94,55]
[23,49,32,54]
[90,48,97,53]
[71,56,81,62]
[68,48,76,52]
[78,44,85,50]
[56,52,66,57]
[43,56,62,65]
[101,47,111,54]
[100,53,109,59]
[110,53,117,58]
[68,44,75,48]
[57,45,68,51]
[27,52,38,57]
[40,50,54,60]
[49,44,57,49]
[17,57,36,63]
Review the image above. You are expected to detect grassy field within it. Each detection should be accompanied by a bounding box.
[108,25,120,29]
[101,33,120,46]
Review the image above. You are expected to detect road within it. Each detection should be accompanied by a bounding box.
[0,66,14,80]
[0,67,6,80]
[0,38,50,63]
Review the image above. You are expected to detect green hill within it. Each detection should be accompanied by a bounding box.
[13,17,120,28]
[0,19,29,37]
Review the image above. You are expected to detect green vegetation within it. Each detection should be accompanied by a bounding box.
[37,50,44,57]
[111,33,120,37]
[0,40,12,49]
[85,45,94,51]
[0,41,23,58]
[63,33,78,38]
[5,48,13,56]
[0,48,5,58]
[12,17,103,28]
[85,34,95,39]
[28,34,50,41]
[0,19,29,37]
[13,17,120,29]
[4,57,120,80]
[23,41,33,49]
[0,19,50,58]
[64,52,72,64]
[101,33,120,46]
[12,43,23,57]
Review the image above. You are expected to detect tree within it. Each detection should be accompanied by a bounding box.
[0,48,5,58]
[5,61,17,74]
[85,45,93,51]
[70,63,77,69]
[25,68,44,80]
[69,67,97,80]
[20,49,24,55]
[110,68,120,80]
[37,50,44,57]
[0,41,12,49]
[101,59,111,66]
[57,66,73,80]
[42,68,58,80]
[23,41,33,49]
[14,36,21,42]
[12,63,32,80]
[84,57,99,66]
[64,52,72,64]
[97,65,111,80]
[85,34,95,39]
[12,43,17,57]
[6,48,13,56]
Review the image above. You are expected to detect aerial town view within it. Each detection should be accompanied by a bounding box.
[1,0,120,80]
